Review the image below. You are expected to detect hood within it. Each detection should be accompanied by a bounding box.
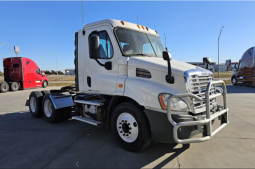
[128,56,200,76]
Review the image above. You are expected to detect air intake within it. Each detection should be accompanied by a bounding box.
[136,68,151,78]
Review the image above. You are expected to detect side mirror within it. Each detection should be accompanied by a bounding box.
[105,61,112,70]
[203,57,211,69]
[234,64,238,70]
[89,35,100,59]
[162,51,174,84]
[163,51,172,61]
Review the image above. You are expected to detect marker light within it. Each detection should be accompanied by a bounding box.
[155,30,158,34]
[121,21,125,25]
[141,26,145,30]
[137,24,140,29]
[146,27,149,31]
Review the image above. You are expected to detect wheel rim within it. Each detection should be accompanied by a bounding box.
[30,97,36,113]
[13,84,18,90]
[232,78,236,84]
[44,81,47,87]
[44,99,52,117]
[3,84,7,91]
[117,112,139,143]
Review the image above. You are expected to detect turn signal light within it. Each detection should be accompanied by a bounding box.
[159,95,167,109]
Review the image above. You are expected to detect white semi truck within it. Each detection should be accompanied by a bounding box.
[26,19,229,151]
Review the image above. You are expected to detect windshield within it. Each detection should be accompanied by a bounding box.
[115,28,165,57]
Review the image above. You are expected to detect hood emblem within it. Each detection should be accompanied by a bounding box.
[202,72,207,76]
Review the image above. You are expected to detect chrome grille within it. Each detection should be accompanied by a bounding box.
[185,69,217,114]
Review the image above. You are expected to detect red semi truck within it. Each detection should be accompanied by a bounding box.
[0,57,49,93]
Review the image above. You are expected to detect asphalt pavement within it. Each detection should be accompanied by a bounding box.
[0,86,255,168]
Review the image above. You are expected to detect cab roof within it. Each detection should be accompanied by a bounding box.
[83,19,159,36]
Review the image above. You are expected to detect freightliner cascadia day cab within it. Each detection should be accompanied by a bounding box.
[26,20,229,151]
[0,57,49,93]
[231,46,255,86]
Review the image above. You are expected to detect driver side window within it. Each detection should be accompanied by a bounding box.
[89,31,113,59]
[36,69,40,74]
[239,61,243,69]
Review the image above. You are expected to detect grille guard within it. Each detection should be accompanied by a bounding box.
[167,80,229,144]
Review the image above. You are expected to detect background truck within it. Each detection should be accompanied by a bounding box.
[231,46,255,86]
[26,19,229,151]
[0,57,49,93]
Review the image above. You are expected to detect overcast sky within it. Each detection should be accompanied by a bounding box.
[0,1,255,71]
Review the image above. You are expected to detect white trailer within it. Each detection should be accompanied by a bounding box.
[26,19,229,151]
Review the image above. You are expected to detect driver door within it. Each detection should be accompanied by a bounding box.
[85,26,119,95]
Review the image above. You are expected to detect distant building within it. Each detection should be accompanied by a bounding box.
[65,69,75,75]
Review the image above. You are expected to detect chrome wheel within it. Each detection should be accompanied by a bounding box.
[43,81,47,87]
[30,97,36,113]
[117,112,139,143]
[232,78,236,85]
[44,99,52,117]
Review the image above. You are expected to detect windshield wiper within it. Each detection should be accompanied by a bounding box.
[127,53,151,57]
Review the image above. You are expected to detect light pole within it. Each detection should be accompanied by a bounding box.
[49,52,59,75]
[218,26,224,79]
[0,42,17,57]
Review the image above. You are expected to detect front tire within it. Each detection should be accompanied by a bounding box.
[111,102,151,152]
[232,77,237,86]
[42,81,48,88]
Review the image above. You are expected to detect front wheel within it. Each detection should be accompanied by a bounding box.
[42,81,48,88]
[232,77,237,86]
[111,102,151,152]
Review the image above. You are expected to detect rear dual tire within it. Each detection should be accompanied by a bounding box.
[0,82,9,93]
[10,82,19,91]
[42,94,71,123]
[29,92,71,122]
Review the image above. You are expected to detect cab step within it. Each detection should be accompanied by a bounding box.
[72,116,101,126]
[74,99,104,106]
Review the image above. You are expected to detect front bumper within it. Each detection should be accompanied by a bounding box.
[167,80,229,144]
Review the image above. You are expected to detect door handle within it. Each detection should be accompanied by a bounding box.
[87,76,91,87]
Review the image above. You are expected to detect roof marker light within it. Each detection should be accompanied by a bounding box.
[141,26,145,30]
[155,30,158,34]
[137,24,140,29]
[146,27,149,31]
[121,21,125,25]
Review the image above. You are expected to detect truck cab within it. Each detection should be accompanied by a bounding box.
[231,46,255,86]
[27,19,229,151]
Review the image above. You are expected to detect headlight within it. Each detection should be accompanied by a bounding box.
[159,93,189,111]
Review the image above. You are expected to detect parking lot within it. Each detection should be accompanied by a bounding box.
[0,85,255,168]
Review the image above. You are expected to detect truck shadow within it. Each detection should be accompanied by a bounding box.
[226,85,255,94]
[0,111,190,168]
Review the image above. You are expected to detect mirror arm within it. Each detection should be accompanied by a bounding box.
[166,59,174,84]
[95,58,105,67]
[206,63,209,69]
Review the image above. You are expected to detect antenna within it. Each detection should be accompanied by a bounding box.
[164,33,166,49]
[82,0,84,28]
[136,15,138,25]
